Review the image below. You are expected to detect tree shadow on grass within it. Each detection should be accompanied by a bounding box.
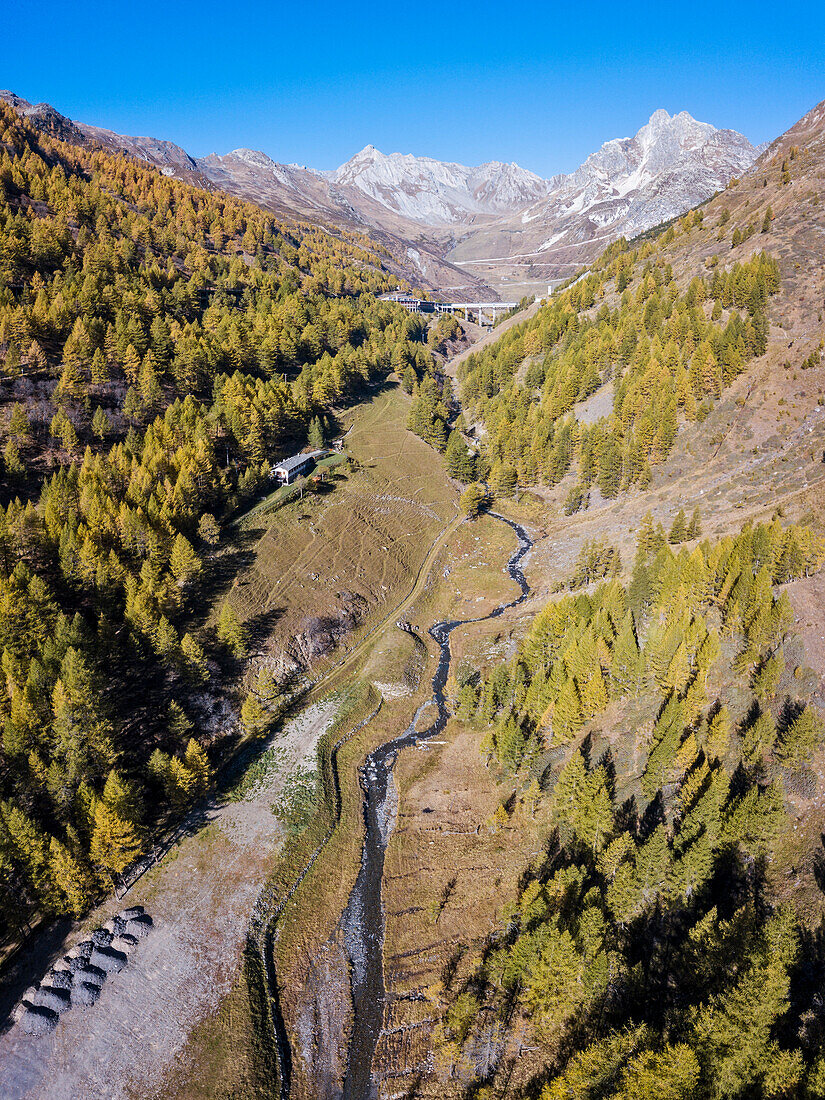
[245,607,285,650]
[812,835,825,895]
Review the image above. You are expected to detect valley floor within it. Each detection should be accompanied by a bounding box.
[0,698,341,1100]
[5,287,825,1099]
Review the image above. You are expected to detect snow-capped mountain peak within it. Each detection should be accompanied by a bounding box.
[324,110,757,234]
[536,109,757,235]
[332,146,550,224]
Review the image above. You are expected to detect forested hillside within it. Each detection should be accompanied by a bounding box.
[436,516,825,1097]
[0,101,430,937]
[404,105,825,1099]
[457,238,779,505]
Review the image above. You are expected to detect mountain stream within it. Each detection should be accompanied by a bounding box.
[340,513,533,1099]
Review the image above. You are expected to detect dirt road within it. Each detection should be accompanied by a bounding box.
[0,699,341,1100]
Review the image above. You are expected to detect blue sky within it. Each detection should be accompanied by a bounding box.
[6,1,825,176]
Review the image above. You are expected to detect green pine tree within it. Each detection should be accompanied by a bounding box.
[669,509,689,544]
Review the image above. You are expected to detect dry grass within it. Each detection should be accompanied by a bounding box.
[376,719,551,1096]
[153,386,463,1100]
[107,124,825,1098]
[266,512,531,1099]
[220,383,458,676]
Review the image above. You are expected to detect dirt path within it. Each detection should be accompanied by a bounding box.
[0,381,470,1098]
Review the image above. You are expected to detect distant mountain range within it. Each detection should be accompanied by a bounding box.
[0,92,762,297]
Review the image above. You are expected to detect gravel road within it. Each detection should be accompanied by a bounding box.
[0,699,340,1100]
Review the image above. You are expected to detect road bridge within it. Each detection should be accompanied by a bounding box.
[379,291,519,326]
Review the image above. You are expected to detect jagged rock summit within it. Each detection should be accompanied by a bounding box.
[439,108,762,290]
[324,108,759,233]
[331,144,549,222]
[539,107,760,233]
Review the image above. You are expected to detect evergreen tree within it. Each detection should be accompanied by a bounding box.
[669,509,689,544]
[181,633,210,682]
[89,800,143,881]
[642,694,685,797]
[48,836,96,916]
[307,415,325,450]
[459,482,489,519]
[217,600,247,659]
[183,738,211,793]
[495,715,526,771]
[580,665,609,719]
[610,613,645,696]
[444,430,476,482]
[752,651,784,701]
[686,506,702,540]
[170,534,202,586]
[741,707,776,762]
[197,513,221,546]
[9,402,30,440]
[167,700,193,744]
[101,770,143,824]
[3,440,24,479]
[553,677,583,740]
[241,690,271,736]
[491,462,518,499]
[704,706,732,761]
[2,801,58,911]
[91,406,110,441]
[777,706,824,764]
[616,1045,700,1100]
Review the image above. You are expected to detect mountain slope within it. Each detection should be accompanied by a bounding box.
[457,95,825,517]
[331,144,549,222]
[196,111,760,297]
[444,109,761,290]
[338,96,825,1099]
[0,92,440,947]
[1,92,757,300]
[0,91,494,298]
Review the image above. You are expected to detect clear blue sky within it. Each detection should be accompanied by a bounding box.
[7,0,825,176]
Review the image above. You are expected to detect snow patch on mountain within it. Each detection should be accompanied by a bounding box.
[324,110,759,248]
[538,109,759,235]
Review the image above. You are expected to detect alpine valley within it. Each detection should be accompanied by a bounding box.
[0,92,761,296]
[0,74,825,1100]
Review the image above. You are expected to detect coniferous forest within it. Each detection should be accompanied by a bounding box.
[404,177,825,1092]
[1,73,825,1100]
[439,517,825,1097]
[0,101,433,931]
[458,234,778,500]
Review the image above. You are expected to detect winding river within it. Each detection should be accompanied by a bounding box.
[340,513,533,1099]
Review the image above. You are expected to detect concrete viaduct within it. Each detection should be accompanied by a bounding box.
[380,291,518,327]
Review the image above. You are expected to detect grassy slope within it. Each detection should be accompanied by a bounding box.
[216,383,459,679]
[156,383,465,1100]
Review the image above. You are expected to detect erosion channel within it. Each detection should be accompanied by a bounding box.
[337,512,533,1099]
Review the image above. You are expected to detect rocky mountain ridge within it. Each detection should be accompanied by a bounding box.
[330,144,549,222]
[328,109,759,229]
[0,92,761,296]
